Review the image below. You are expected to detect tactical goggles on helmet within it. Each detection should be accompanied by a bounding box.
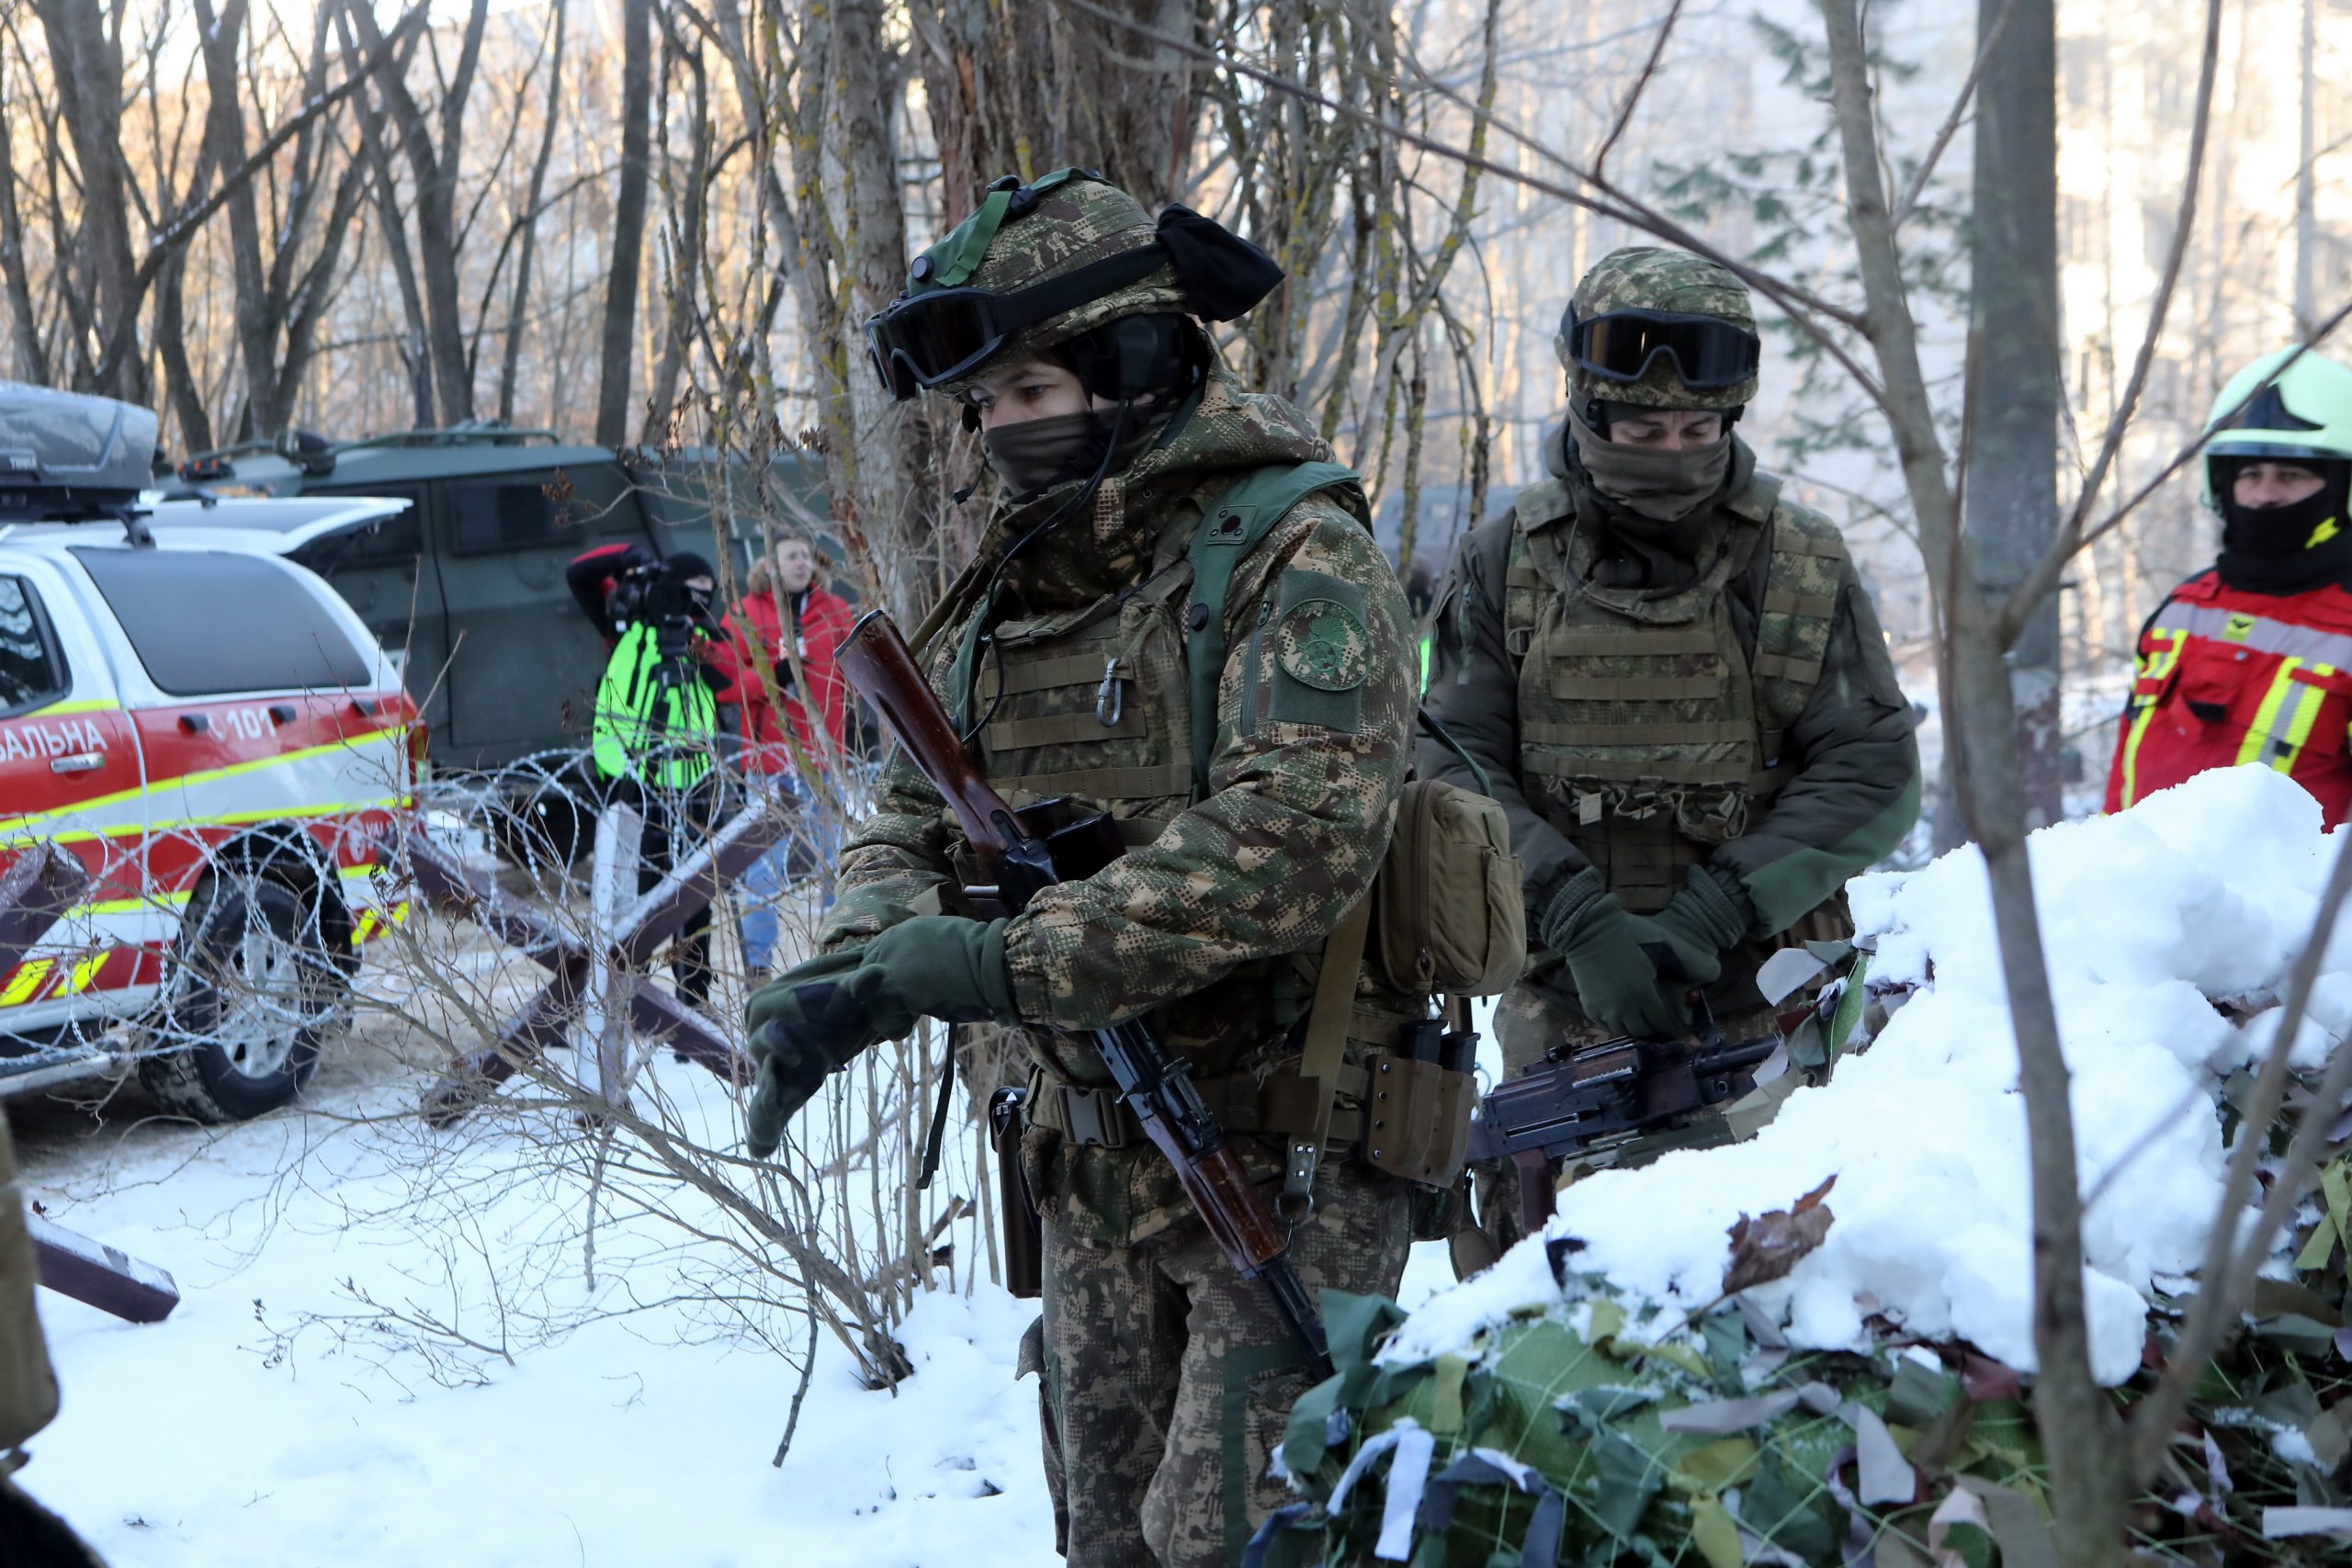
[866,245,1170,400]
[1564,306,1761,390]
[867,169,1283,401]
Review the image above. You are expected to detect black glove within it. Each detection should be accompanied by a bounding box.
[742,918,1016,1156]
[769,656,798,698]
[1538,868,1688,1040]
[1625,865,1754,986]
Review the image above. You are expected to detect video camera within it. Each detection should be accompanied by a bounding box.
[611,554,718,663]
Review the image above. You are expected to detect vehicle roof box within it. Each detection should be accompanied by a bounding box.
[0,380,158,521]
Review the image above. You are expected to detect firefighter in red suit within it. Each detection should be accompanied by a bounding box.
[2108,347,2352,825]
[713,532,855,977]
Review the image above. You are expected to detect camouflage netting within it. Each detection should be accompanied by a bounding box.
[1253,1081,2352,1567]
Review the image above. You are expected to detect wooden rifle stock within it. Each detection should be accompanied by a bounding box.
[835,609,1017,861]
[832,609,1333,1377]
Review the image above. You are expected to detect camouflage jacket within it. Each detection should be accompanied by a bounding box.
[819,370,1419,1245]
[1421,417,1919,943]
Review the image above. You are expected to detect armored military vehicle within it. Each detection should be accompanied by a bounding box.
[174,426,830,774]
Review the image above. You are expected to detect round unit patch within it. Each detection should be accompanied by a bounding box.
[1276,598,1372,692]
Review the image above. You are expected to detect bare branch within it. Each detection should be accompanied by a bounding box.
[1049,0,1884,401]
[1890,0,2018,231]
[1591,0,1684,183]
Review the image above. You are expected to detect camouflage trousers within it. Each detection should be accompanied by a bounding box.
[1450,981,1773,1277]
[1031,1159,1411,1567]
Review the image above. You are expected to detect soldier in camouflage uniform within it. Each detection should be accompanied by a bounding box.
[1422,248,1919,1260]
[742,170,1425,1567]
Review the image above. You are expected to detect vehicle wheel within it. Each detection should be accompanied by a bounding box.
[136,875,349,1122]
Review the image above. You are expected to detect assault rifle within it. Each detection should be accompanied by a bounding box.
[1467,1022,1779,1235]
[836,610,1333,1379]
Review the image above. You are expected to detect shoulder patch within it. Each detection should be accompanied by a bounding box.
[1277,596,1372,691]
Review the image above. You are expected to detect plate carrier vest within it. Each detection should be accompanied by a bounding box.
[1502,471,1848,914]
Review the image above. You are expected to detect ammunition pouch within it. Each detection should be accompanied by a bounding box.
[1371,778,1525,998]
[1359,1051,1475,1190]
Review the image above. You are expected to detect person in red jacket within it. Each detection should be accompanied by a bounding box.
[2108,347,2352,825]
[717,532,855,976]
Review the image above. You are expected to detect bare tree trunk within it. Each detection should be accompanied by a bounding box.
[0,53,50,387]
[2295,0,2318,336]
[597,0,655,447]
[29,0,144,401]
[911,0,1205,220]
[153,245,211,454]
[644,17,712,438]
[345,0,488,426]
[779,0,931,616]
[193,0,287,435]
[1956,0,2063,841]
[500,4,568,424]
[1816,3,2129,1562]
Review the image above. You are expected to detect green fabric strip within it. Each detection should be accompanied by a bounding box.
[1736,772,1921,936]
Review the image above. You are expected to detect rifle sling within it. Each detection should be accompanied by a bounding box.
[1283,890,1374,1216]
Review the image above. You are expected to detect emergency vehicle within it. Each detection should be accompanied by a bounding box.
[0,383,417,1121]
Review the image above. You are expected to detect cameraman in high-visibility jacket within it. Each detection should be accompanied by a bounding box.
[2108,348,2352,826]
[571,547,726,1007]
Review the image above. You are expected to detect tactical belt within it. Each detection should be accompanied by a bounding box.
[1024,1061,1374,1152]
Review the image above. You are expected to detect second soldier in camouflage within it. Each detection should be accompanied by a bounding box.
[1421,246,1921,1264]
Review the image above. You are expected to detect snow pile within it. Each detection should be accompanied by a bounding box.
[1391,765,2343,1385]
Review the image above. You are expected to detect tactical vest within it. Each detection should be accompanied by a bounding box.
[1503,473,1847,914]
[944,462,1418,1080]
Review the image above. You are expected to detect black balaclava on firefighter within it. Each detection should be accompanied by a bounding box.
[2212,458,2352,594]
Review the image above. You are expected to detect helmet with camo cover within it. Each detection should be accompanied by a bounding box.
[1556,246,1761,412]
[866,169,1282,402]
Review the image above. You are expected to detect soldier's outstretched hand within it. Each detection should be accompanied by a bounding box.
[741,917,1017,1156]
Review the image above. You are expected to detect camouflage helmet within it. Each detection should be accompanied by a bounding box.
[866,170,1280,400]
[1556,246,1761,412]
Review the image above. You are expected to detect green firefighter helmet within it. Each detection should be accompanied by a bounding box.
[2199,346,2352,508]
[865,169,1282,402]
[1556,246,1761,412]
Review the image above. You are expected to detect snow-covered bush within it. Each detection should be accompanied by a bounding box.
[1259,767,2352,1565]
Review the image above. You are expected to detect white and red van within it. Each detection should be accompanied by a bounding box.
[0,519,419,1121]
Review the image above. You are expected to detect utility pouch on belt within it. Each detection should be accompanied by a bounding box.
[1371,778,1525,998]
[1359,1000,1478,1190]
[988,1088,1042,1300]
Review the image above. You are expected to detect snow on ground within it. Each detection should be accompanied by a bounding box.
[12,924,1466,1567]
[1391,765,2340,1385]
[17,1058,1059,1567]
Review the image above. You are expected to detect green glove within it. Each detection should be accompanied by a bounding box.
[1626,864,1755,986]
[742,917,1016,1156]
[1539,868,1687,1040]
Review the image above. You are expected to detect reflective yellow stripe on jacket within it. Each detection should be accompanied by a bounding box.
[2116,627,2188,810]
[2234,659,2338,773]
